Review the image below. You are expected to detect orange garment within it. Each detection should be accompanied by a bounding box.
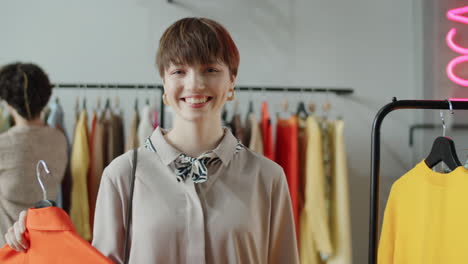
[0,207,112,263]
[261,102,274,160]
[275,115,300,242]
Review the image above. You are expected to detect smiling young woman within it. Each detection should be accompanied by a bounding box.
[4,17,299,264]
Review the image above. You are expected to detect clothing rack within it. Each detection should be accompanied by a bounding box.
[369,98,468,264]
[52,83,354,128]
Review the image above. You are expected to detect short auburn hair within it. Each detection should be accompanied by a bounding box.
[156,17,240,78]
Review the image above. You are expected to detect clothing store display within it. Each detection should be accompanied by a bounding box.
[230,113,244,143]
[152,109,159,129]
[275,115,300,240]
[0,125,67,246]
[261,102,274,160]
[46,100,72,212]
[106,112,124,166]
[297,117,307,220]
[0,108,8,133]
[378,161,468,264]
[137,105,154,146]
[88,112,105,230]
[125,109,140,151]
[248,113,264,154]
[327,120,352,264]
[92,127,299,264]
[243,112,252,146]
[300,116,333,263]
[69,110,92,241]
[46,101,65,133]
[0,207,113,263]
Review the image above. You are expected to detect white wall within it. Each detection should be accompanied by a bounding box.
[0,0,424,262]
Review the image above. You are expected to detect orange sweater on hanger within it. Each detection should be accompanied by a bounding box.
[0,207,112,263]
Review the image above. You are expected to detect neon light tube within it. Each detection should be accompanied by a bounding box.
[446,28,468,54]
[447,55,468,87]
[447,6,468,24]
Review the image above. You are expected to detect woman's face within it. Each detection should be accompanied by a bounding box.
[163,61,235,123]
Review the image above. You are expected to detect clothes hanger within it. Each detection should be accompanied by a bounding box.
[82,84,87,110]
[145,85,150,106]
[247,87,254,115]
[296,88,308,118]
[34,160,57,208]
[424,99,461,171]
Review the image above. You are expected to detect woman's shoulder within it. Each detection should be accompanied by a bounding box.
[237,147,285,179]
[102,147,151,184]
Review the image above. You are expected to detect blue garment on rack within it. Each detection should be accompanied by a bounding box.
[47,101,68,209]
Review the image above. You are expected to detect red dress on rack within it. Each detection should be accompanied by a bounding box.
[275,115,300,242]
[261,102,274,160]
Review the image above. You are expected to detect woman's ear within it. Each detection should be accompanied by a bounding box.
[230,74,236,89]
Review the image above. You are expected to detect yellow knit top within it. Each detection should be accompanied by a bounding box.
[378,161,468,264]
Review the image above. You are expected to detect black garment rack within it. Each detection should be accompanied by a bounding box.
[369,98,468,264]
[409,123,468,146]
[53,83,354,127]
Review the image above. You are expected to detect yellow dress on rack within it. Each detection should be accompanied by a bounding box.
[327,120,352,264]
[70,110,91,241]
[378,161,468,264]
[300,116,332,264]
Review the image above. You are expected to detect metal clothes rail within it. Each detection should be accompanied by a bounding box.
[369,98,468,264]
[53,83,354,127]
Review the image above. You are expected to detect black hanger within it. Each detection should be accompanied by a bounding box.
[424,136,461,171]
[134,98,139,112]
[248,101,254,115]
[105,97,111,110]
[34,161,57,208]
[222,106,228,123]
[296,101,308,118]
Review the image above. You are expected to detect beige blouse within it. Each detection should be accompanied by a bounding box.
[92,127,299,264]
[0,125,67,246]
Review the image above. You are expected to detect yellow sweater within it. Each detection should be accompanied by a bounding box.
[378,161,468,264]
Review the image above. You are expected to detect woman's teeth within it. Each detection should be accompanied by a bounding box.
[186,97,208,104]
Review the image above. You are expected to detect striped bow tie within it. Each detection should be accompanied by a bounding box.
[174,153,219,183]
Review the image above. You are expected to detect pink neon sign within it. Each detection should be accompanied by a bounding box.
[446,6,468,87]
[447,6,468,24]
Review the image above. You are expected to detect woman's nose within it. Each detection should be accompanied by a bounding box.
[185,72,205,92]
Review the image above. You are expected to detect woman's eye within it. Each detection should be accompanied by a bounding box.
[172,70,184,75]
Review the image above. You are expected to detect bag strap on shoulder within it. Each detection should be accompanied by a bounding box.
[123,148,138,264]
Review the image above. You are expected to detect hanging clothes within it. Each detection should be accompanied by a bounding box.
[106,112,124,166]
[230,113,244,143]
[0,125,68,246]
[247,113,264,154]
[69,110,92,241]
[378,161,468,264]
[152,109,159,129]
[0,207,113,263]
[126,108,140,151]
[275,115,300,242]
[261,102,274,160]
[327,120,352,264]
[138,105,154,146]
[300,115,333,264]
[88,111,106,232]
[297,116,307,229]
[0,108,11,133]
[46,100,72,213]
